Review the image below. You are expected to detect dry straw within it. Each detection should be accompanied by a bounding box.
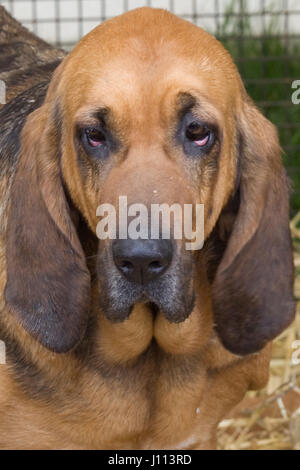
[218,213,300,450]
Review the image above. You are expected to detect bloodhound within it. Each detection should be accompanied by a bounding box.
[0,6,296,450]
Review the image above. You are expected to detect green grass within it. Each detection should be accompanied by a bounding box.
[215,1,300,213]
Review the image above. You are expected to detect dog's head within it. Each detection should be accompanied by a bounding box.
[5,8,295,355]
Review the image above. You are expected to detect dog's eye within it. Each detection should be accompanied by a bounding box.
[85,128,106,147]
[186,122,211,147]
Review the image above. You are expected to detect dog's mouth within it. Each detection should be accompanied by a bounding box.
[145,301,160,318]
[98,268,195,325]
[96,242,196,325]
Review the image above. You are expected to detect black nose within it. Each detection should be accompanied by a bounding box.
[112,239,173,284]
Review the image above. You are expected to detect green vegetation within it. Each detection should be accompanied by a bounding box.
[215,1,300,213]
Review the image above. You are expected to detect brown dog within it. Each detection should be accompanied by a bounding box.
[0,7,295,449]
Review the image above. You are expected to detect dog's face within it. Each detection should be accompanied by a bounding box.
[55,12,240,325]
[5,8,295,356]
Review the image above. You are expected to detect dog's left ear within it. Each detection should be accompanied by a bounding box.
[212,95,296,355]
[5,85,91,353]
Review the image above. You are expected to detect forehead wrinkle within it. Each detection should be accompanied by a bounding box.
[83,60,164,132]
[63,22,239,120]
[74,106,110,127]
[67,50,230,141]
[88,61,220,107]
[72,79,224,149]
[61,8,242,115]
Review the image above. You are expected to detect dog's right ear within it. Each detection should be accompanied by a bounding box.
[5,64,91,353]
[212,97,295,356]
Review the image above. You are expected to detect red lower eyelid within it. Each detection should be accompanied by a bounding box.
[89,138,103,147]
[194,135,209,146]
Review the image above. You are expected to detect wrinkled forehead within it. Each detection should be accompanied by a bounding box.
[60,23,241,123]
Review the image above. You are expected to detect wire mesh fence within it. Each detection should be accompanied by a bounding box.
[2,0,300,211]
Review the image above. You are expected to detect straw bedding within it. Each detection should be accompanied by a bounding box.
[218,214,300,450]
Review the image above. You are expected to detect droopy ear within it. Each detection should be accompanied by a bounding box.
[5,96,90,353]
[212,97,296,356]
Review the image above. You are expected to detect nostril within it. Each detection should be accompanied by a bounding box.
[119,260,134,274]
[148,260,164,272]
[112,239,173,284]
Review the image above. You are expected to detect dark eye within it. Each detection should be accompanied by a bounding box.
[186,122,211,147]
[85,128,106,147]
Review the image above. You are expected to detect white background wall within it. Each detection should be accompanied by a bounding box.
[1,0,300,47]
